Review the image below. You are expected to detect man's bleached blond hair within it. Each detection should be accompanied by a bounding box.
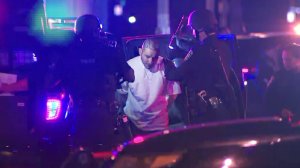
[142,39,160,52]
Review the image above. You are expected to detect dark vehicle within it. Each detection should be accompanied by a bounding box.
[122,32,300,120]
[1,30,300,167]
[101,32,300,168]
[235,32,300,118]
[111,117,300,168]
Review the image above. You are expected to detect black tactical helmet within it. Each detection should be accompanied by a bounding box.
[75,14,102,39]
[187,9,218,33]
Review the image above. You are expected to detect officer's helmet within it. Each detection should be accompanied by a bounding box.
[187,9,218,33]
[75,14,102,40]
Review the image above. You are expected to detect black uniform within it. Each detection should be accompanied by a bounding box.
[56,38,132,149]
[266,70,300,120]
[165,34,242,123]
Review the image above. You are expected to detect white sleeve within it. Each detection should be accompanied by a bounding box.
[167,81,181,95]
[117,81,129,95]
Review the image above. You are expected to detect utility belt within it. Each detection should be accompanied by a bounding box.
[187,89,223,110]
[197,90,223,109]
[186,89,230,123]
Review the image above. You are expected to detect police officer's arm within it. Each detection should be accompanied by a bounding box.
[115,47,135,82]
[123,65,134,83]
[165,50,194,81]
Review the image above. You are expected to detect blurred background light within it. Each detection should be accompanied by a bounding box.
[293,23,300,35]
[32,53,37,62]
[242,68,249,73]
[242,140,258,147]
[224,158,232,166]
[287,11,296,23]
[114,4,123,16]
[120,0,126,6]
[133,136,144,144]
[222,158,233,168]
[128,16,136,24]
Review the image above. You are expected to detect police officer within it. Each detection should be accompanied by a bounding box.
[165,9,243,123]
[266,43,300,122]
[55,14,134,150]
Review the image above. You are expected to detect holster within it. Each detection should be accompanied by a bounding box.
[187,89,226,123]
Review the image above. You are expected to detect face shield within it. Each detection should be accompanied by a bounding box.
[174,24,198,51]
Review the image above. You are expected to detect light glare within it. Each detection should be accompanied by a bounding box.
[133,136,144,144]
[224,158,233,166]
[242,68,249,73]
[128,16,136,24]
[242,140,258,147]
[287,11,296,23]
[294,24,300,35]
[169,45,174,49]
[114,4,123,16]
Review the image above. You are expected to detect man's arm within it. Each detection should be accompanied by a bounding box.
[115,47,135,83]
[167,94,178,109]
[123,68,135,83]
[166,81,181,122]
[166,80,182,104]
[164,59,182,81]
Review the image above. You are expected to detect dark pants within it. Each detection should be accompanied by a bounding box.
[72,99,123,150]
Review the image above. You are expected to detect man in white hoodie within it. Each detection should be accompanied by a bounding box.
[121,39,181,136]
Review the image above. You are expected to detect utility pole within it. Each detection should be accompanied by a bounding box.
[228,0,245,34]
[156,0,170,34]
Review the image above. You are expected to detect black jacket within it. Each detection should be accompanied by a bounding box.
[165,34,243,119]
[266,70,300,119]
